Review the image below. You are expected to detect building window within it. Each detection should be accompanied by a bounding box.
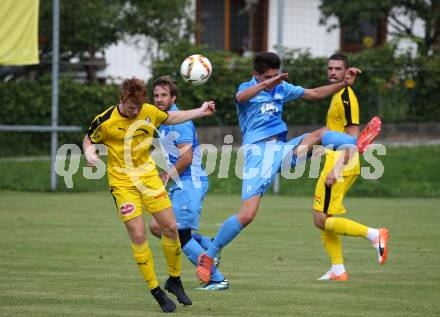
[340,17,387,52]
[196,0,268,54]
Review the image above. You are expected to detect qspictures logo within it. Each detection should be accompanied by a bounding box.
[55,121,386,189]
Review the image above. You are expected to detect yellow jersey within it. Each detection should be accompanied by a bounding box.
[87,103,169,187]
[323,86,360,176]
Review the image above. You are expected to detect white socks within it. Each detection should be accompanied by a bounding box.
[366,228,380,242]
[331,264,346,276]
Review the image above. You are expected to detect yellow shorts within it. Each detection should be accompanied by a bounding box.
[109,175,172,222]
[313,172,358,215]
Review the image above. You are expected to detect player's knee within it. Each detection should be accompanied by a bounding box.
[313,210,326,229]
[149,221,162,238]
[160,222,178,239]
[317,127,329,138]
[237,213,255,227]
[314,218,325,230]
[131,233,146,245]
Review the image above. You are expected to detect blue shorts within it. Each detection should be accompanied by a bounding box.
[169,178,209,230]
[241,134,308,200]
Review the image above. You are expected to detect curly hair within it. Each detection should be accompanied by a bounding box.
[119,78,147,104]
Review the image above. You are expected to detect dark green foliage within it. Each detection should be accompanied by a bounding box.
[0,77,118,156]
[1,45,439,156]
[319,0,440,56]
[149,43,440,127]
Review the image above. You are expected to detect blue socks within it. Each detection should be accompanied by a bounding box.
[206,215,243,259]
[322,131,357,150]
[192,232,213,250]
[182,238,224,282]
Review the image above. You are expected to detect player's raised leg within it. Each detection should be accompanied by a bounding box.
[314,210,389,265]
[292,127,356,159]
[192,232,213,250]
[153,208,192,306]
[292,119,381,158]
[196,195,260,283]
[357,116,382,153]
[181,229,229,290]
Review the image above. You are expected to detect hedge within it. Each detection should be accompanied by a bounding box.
[1,43,439,156]
[0,77,117,156]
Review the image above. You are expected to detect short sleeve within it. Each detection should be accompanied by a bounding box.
[341,87,360,126]
[172,122,194,145]
[155,107,169,127]
[86,106,115,143]
[89,125,105,143]
[283,82,305,102]
[235,82,252,105]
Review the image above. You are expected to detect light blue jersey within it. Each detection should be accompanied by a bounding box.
[235,77,305,144]
[159,104,208,230]
[159,104,207,183]
[235,78,306,200]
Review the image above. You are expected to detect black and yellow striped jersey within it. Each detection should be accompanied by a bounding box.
[87,103,168,187]
[323,86,360,176]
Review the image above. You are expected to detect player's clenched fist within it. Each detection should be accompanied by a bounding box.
[200,101,216,116]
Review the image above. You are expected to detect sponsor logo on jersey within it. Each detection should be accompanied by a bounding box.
[274,93,283,100]
[120,203,135,216]
[260,102,278,115]
[314,195,322,204]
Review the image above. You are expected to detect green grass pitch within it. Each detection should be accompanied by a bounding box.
[1,191,439,316]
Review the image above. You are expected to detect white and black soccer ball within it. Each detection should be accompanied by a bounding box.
[180,54,212,85]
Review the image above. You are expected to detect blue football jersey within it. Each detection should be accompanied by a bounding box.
[235,77,305,144]
[159,104,207,181]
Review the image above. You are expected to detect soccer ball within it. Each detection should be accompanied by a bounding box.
[180,54,212,85]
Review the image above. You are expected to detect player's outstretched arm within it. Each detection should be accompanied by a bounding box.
[82,134,99,167]
[302,67,362,100]
[163,101,216,125]
[236,73,288,103]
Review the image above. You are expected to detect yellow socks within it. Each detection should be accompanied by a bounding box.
[161,235,182,277]
[321,230,343,264]
[325,217,368,238]
[131,241,159,290]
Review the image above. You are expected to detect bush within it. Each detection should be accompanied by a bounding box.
[150,43,440,126]
[0,77,118,156]
[1,43,439,156]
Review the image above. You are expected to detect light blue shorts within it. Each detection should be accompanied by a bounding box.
[169,178,209,230]
[241,134,308,200]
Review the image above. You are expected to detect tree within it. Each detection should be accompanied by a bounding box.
[39,0,125,82]
[31,0,192,82]
[319,0,440,56]
[122,0,192,56]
